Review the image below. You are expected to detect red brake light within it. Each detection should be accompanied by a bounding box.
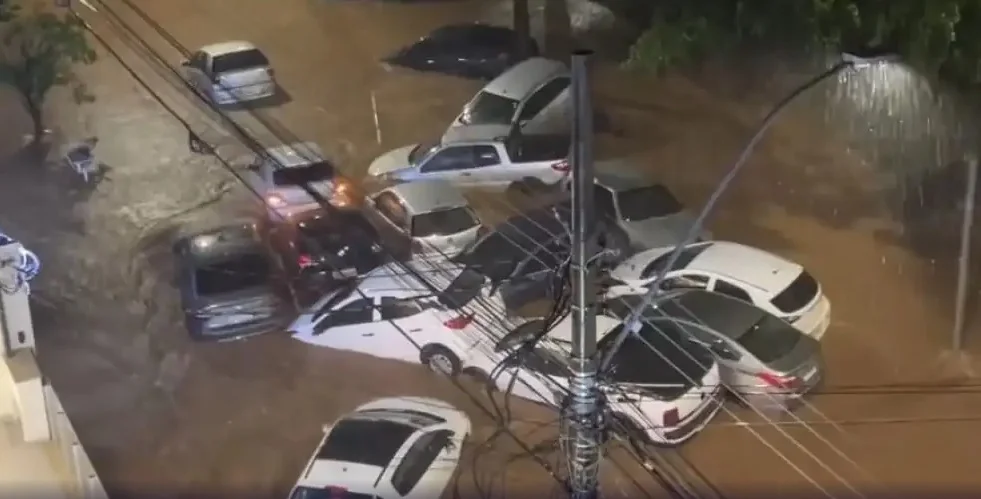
[757,372,802,390]
[297,254,315,269]
[266,194,286,208]
[662,408,680,427]
[551,160,570,173]
[444,313,475,330]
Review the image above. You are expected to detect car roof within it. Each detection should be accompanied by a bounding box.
[263,141,325,168]
[183,223,261,260]
[385,180,468,216]
[200,40,258,57]
[594,166,658,192]
[482,57,568,99]
[653,289,767,340]
[442,124,512,145]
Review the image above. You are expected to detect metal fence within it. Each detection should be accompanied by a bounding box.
[44,384,109,499]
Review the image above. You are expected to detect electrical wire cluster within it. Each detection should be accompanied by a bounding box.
[0,230,41,295]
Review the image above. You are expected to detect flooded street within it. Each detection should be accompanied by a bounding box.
[2,0,981,496]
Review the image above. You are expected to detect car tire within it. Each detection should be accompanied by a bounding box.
[420,345,461,377]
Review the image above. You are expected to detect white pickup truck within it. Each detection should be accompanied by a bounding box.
[366,124,570,188]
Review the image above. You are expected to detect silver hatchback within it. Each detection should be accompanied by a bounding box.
[363,180,482,260]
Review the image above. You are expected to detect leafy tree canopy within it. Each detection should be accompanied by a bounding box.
[625,0,981,88]
[0,4,96,140]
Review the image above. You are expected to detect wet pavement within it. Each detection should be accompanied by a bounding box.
[2,0,981,497]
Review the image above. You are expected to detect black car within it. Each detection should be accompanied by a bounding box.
[382,23,539,80]
[263,210,385,307]
[174,223,289,341]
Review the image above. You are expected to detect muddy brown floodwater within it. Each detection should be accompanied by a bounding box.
[1,0,981,497]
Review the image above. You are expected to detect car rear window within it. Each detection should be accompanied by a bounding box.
[317,419,415,468]
[194,253,269,296]
[735,315,801,363]
[411,207,478,238]
[272,162,334,186]
[212,48,269,74]
[462,91,519,125]
[640,243,712,280]
[770,270,819,314]
[615,185,684,221]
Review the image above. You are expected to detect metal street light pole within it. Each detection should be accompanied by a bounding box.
[563,49,603,499]
[606,50,900,369]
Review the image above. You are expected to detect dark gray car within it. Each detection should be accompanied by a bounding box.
[174,223,289,341]
[606,289,823,408]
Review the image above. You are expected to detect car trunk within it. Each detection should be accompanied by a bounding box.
[215,67,272,93]
[274,180,335,207]
[196,287,278,321]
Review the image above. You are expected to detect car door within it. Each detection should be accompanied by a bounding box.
[365,191,412,259]
[379,429,459,498]
[416,145,486,185]
[303,296,376,352]
[378,296,434,363]
[516,76,571,135]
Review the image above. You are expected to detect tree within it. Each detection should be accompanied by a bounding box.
[0,5,96,147]
[624,0,981,89]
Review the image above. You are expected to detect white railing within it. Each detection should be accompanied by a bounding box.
[44,384,109,499]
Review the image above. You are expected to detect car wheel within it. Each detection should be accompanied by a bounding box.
[420,345,461,377]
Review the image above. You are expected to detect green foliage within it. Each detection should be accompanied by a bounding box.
[0,6,97,136]
[624,0,981,88]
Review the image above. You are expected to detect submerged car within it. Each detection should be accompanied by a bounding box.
[382,23,538,80]
[180,41,276,105]
[444,57,571,139]
[173,223,288,341]
[289,396,470,499]
[606,290,824,408]
[247,141,357,219]
[363,180,482,260]
[608,241,831,339]
[262,210,385,307]
[484,313,723,446]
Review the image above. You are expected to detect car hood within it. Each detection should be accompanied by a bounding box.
[620,211,705,251]
[367,145,416,177]
[189,286,280,315]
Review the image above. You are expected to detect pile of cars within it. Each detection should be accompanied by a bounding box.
[170,26,835,496]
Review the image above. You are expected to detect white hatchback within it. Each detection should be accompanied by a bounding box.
[288,261,519,376]
[608,241,831,340]
[181,41,276,106]
[289,396,470,499]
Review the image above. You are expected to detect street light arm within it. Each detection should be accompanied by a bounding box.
[601,60,851,370]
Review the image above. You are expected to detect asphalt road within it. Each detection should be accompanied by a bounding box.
[3,0,981,497]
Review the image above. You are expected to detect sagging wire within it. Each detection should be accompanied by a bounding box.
[0,231,42,296]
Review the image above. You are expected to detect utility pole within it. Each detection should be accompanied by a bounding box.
[562,49,603,499]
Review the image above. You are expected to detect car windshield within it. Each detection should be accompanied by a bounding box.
[462,91,519,125]
[735,315,802,363]
[272,162,334,186]
[194,253,269,296]
[291,487,376,499]
[317,419,415,467]
[354,408,445,428]
[211,48,269,74]
[408,141,440,165]
[771,270,819,314]
[615,185,684,221]
[411,207,478,238]
[639,243,712,280]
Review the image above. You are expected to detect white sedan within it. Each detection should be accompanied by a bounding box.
[289,397,470,499]
[607,241,831,340]
[287,261,519,376]
[478,313,724,447]
[180,41,276,106]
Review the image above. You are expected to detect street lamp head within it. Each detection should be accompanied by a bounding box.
[841,49,900,68]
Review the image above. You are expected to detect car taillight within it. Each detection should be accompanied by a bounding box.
[662,408,680,427]
[551,160,570,173]
[266,194,286,208]
[757,372,803,390]
[297,254,315,269]
[444,313,475,330]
